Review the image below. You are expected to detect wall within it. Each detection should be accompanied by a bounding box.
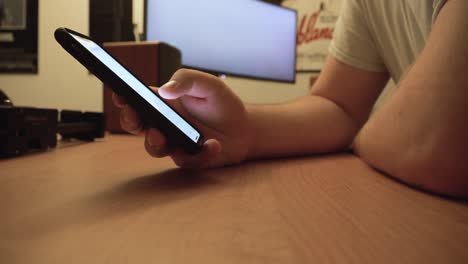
[0,0,313,113]
[0,1,103,112]
[133,0,145,40]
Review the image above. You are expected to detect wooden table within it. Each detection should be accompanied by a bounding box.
[1,135,467,263]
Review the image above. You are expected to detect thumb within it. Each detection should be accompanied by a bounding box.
[158,69,223,100]
[158,80,188,100]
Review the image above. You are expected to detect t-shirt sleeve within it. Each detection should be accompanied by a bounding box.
[432,0,447,23]
[328,0,387,72]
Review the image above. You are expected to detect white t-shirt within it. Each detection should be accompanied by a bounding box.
[329,0,447,82]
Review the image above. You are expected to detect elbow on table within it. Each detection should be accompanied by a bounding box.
[356,139,468,199]
[396,153,468,199]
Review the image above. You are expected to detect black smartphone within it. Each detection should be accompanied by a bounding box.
[54,28,203,154]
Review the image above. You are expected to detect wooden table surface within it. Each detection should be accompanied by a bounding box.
[0,135,467,264]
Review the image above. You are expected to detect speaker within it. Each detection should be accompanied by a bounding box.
[102,42,182,133]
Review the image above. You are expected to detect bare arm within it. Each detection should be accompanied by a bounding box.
[354,0,468,197]
[247,57,389,159]
[114,58,388,168]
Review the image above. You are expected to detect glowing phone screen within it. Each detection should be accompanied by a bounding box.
[71,33,200,143]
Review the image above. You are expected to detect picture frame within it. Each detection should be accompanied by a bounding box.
[0,0,39,74]
[0,0,27,30]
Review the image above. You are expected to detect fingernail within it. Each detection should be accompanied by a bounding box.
[160,80,178,91]
[123,115,130,124]
[122,108,131,123]
[147,136,155,147]
[123,107,135,124]
[206,139,221,154]
[146,129,158,146]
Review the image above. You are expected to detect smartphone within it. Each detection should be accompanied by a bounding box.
[54,28,203,154]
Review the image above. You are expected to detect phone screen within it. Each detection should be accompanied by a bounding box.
[70,33,201,143]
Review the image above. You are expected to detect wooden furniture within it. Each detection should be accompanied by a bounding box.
[1,135,467,263]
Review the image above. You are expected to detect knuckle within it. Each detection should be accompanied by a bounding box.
[120,116,140,133]
[112,93,126,107]
[119,112,131,126]
[121,106,138,123]
[173,68,197,81]
[175,68,189,76]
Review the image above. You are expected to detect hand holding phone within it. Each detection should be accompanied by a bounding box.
[55,28,203,153]
[113,68,252,168]
[55,28,250,168]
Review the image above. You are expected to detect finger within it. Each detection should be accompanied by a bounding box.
[144,128,171,157]
[158,80,187,99]
[112,92,127,108]
[170,139,222,169]
[158,69,223,100]
[120,105,143,135]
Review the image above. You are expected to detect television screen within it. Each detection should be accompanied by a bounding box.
[145,0,297,83]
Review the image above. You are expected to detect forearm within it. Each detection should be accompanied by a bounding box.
[247,95,358,159]
[353,0,468,197]
[354,80,468,197]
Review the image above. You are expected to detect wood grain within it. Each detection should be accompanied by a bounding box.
[0,135,467,264]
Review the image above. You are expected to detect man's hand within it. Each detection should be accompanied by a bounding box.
[113,69,250,169]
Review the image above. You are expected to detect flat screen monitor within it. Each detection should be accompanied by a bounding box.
[145,0,297,83]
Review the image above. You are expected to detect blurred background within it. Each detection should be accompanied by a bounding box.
[0,0,323,112]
